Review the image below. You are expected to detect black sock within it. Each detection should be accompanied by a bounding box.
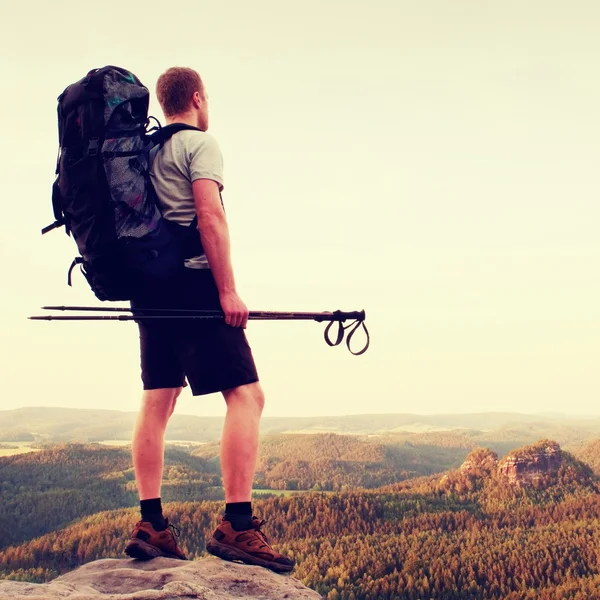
[224,501,253,531]
[140,498,167,531]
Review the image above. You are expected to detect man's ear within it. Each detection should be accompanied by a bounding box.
[193,91,202,108]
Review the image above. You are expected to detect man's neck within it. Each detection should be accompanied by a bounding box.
[165,112,198,128]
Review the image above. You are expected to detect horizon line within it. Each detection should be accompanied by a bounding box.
[3,406,600,420]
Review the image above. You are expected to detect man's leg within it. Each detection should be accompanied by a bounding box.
[132,387,181,501]
[207,381,294,572]
[221,381,265,504]
[126,386,187,560]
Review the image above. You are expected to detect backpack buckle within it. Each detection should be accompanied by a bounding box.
[88,138,100,156]
[67,257,84,286]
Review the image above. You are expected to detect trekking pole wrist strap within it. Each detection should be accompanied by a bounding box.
[323,312,370,355]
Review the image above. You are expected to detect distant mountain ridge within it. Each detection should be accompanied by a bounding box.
[3,407,600,448]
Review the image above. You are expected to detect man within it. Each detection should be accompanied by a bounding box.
[124,67,294,574]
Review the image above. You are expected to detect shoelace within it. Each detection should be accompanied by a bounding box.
[168,522,181,538]
[252,518,270,546]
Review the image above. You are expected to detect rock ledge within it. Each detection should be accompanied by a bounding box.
[0,556,322,600]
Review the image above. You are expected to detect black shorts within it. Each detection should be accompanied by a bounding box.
[131,269,259,396]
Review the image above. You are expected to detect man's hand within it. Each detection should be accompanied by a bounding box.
[219,290,249,328]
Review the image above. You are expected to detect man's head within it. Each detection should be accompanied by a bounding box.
[156,67,208,130]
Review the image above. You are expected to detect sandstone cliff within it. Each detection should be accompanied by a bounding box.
[0,556,322,600]
[496,439,562,487]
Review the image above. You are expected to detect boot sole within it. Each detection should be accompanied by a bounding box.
[125,539,186,561]
[206,539,293,573]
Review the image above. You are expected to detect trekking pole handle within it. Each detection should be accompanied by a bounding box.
[313,309,365,323]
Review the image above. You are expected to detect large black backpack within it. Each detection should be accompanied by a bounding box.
[43,65,202,301]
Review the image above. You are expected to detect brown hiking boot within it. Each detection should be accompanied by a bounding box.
[206,516,294,573]
[124,518,186,560]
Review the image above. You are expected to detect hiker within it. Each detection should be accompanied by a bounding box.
[123,67,294,574]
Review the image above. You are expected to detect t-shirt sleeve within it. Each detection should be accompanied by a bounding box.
[187,132,224,191]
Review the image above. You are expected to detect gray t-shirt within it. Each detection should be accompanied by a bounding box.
[150,130,224,269]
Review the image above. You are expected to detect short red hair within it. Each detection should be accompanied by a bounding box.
[156,67,204,117]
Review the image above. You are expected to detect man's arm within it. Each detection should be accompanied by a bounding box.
[192,178,248,328]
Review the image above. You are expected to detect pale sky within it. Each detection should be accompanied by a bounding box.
[0,0,598,418]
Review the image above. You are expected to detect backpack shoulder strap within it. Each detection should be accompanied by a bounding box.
[145,123,204,232]
[147,123,202,148]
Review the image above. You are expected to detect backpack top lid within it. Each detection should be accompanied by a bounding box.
[57,66,149,141]
[100,67,149,127]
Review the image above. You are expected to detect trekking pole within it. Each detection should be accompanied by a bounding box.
[29,306,370,355]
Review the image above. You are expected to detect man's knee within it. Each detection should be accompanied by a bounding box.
[169,387,182,416]
[141,387,182,419]
[223,382,265,412]
[252,383,265,412]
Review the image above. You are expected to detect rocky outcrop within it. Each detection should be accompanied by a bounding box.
[460,448,499,473]
[437,447,500,493]
[0,556,322,600]
[497,440,562,487]
[438,439,596,497]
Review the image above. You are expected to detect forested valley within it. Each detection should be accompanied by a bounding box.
[2,435,600,599]
[0,434,470,549]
